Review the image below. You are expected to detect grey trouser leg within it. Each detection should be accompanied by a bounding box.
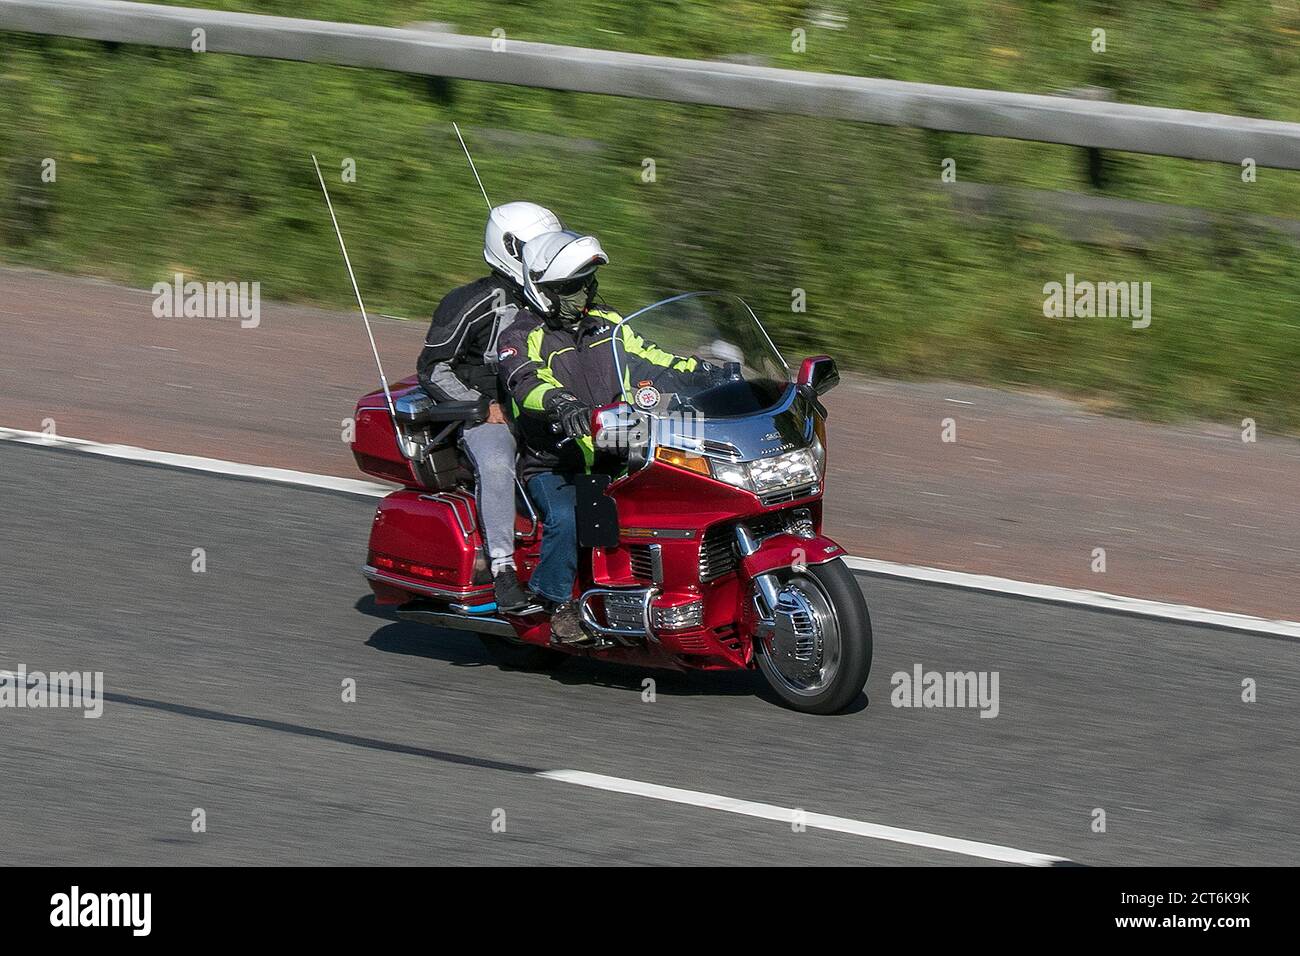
[460,422,518,565]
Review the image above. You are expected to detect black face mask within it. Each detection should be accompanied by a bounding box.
[545,277,597,329]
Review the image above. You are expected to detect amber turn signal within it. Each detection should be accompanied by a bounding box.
[654,446,712,476]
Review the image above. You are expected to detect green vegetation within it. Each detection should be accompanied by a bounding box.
[2,1,1298,428]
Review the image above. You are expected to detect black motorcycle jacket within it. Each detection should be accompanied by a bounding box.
[417,274,527,405]
[497,305,700,480]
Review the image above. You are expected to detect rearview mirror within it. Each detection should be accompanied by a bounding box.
[592,403,649,453]
[798,356,840,396]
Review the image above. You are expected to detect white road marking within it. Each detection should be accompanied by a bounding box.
[843,556,1300,638]
[3,425,1297,638]
[539,770,1071,866]
[0,426,391,498]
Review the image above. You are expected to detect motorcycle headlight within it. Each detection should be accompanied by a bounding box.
[747,447,820,494]
[708,439,824,496]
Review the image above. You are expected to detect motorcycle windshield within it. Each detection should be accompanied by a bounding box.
[611,291,793,419]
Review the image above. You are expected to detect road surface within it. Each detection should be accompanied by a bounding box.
[1,443,1295,865]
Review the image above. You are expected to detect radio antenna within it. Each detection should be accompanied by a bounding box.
[453,122,493,211]
[310,154,402,446]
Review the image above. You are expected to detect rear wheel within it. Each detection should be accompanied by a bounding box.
[477,634,568,671]
[753,559,872,714]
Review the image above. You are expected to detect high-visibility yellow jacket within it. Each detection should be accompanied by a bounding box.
[497,306,698,479]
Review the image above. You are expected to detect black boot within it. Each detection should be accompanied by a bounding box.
[493,567,533,614]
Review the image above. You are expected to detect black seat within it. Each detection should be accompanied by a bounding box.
[393,391,488,427]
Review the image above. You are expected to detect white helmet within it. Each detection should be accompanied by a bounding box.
[484,202,562,286]
[521,230,609,320]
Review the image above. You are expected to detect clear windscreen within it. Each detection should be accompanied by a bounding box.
[611,292,792,418]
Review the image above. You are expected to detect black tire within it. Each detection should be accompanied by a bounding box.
[754,558,872,714]
[477,634,568,671]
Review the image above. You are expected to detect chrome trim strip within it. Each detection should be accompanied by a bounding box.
[621,528,696,540]
[753,572,782,620]
[758,482,819,507]
[362,564,492,601]
[447,489,482,532]
[648,543,664,586]
[734,523,760,557]
[515,476,538,539]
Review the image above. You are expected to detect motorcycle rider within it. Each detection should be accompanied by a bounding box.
[417,202,563,613]
[497,230,714,642]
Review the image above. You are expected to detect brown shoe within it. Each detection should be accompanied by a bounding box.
[548,602,588,645]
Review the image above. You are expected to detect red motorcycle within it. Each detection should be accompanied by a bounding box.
[352,292,872,713]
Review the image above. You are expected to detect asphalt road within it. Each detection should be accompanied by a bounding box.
[1,442,1296,866]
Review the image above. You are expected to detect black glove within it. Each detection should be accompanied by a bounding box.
[545,391,592,439]
[687,360,727,387]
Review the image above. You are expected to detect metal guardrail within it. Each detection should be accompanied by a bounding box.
[2,0,1299,169]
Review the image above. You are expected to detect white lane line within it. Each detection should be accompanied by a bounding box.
[844,556,1300,638]
[0,427,391,498]
[4,425,1297,638]
[539,770,1072,866]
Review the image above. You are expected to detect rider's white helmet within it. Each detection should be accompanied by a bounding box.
[484,202,563,287]
[521,230,609,317]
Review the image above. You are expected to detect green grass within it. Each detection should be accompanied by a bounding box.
[2,1,1299,430]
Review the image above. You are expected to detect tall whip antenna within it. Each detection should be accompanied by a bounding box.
[453,122,493,211]
[310,154,402,445]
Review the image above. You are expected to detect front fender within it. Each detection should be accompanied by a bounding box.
[739,533,845,579]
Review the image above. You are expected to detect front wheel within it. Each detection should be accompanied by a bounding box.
[753,559,872,714]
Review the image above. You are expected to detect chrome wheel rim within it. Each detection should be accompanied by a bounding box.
[756,573,842,697]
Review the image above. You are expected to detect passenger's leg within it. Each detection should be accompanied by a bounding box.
[461,422,518,569]
[462,423,530,611]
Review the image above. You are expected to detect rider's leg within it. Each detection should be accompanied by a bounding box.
[461,422,530,611]
[523,472,585,642]
[523,472,578,605]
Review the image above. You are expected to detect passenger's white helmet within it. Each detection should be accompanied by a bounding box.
[521,230,609,319]
[484,202,563,286]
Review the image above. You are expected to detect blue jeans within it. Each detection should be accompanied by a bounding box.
[526,473,579,604]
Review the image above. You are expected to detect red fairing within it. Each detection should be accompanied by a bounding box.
[611,455,773,531]
[739,534,844,578]
[587,462,825,668]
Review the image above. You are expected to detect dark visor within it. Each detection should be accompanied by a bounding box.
[544,273,596,297]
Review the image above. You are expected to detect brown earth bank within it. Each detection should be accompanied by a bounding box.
[2,266,1296,620]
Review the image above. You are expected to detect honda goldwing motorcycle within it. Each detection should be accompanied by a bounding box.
[351,292,872,713]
